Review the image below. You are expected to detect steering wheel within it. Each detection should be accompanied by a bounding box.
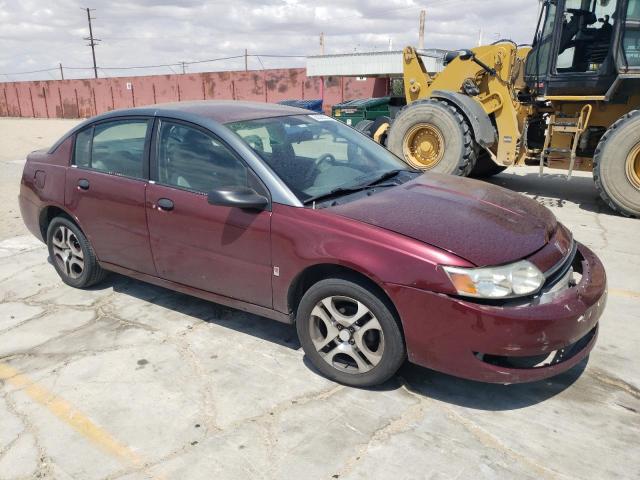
[566,8,597,25]
[315,153,337,169]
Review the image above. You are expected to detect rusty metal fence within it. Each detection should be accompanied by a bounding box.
[0,68,388,119]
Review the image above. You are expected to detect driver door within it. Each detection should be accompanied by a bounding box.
[145,119,273,308]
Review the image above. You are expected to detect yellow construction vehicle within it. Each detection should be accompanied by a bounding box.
[381,0,640,217]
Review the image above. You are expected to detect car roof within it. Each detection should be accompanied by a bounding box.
[97,100,312,124]
[49,100,316,155]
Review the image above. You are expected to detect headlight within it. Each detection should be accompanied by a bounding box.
[442,260,545,299]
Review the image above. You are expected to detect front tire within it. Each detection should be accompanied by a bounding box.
[387,99,476,175]
[469,151,507,178]
[46,216,106,288]
[593,110,640,217]
[296,278,405,387]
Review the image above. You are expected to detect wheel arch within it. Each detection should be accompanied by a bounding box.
[287,263,402,329]
[430,90,497,150]
[38,204,82,240]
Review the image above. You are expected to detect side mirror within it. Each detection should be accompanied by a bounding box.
[443,49,474,66]
[458,49,474,60]
[207,186,268,210]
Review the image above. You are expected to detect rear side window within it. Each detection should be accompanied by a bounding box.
[73,119,150,179]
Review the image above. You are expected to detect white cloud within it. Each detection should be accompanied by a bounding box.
[0,0,540,81]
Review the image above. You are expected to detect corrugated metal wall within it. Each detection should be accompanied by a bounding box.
[0,68,389,119]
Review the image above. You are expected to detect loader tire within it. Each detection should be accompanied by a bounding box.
[469,151,507,178]
[354,119,374,135]
[387,99,476,176]
[593,110,640,217]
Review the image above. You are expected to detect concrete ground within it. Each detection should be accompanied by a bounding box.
[0,117,639,480]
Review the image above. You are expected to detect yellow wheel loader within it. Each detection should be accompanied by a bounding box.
[382,0,640,217]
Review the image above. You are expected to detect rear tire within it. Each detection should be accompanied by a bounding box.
[296,278,405,387]
[354,119,374,135]
[46,216,107,288]
[593,110,640,217]
[469,151,507,178]
[387,99,476,176]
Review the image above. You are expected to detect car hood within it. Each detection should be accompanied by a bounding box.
[330,173,557,267]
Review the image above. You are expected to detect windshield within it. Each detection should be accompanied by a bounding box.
[227,114,414,203]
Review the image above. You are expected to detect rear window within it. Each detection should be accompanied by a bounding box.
[74,128,92,168]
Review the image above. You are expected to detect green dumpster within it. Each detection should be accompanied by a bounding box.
[331,97,392,128]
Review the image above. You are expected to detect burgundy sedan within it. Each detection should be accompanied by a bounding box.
[19,101,607,387]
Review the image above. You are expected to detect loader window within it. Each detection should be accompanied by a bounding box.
[623,0,640,67]
[556,0,617,73]
[526,1,557,78]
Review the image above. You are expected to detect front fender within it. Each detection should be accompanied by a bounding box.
[431,90,497,149]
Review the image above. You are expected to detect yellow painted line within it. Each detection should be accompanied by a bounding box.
[609,288,640,299]
[0,363,151,473]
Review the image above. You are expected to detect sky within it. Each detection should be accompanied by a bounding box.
[0,0,541,82]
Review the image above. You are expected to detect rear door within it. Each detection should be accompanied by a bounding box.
[145,119,273,307]
[65,117,156,275]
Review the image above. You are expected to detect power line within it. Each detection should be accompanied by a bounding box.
[0,67,59,75]
[0,52,305,77]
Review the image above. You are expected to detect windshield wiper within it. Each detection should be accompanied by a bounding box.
[362,169,406,187]
[303,185,367,205]
[302,170,409,206]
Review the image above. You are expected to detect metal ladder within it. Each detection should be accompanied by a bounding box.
[539,104,593,179]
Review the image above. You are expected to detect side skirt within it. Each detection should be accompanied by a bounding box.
[100,261,294,325]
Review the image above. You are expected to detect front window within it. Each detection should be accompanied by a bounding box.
[555,0,617,73]
[227,114,414,203]
[156,120,248,194]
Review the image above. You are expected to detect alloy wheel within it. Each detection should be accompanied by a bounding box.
[51,225,85,279]
[308,295,385,374]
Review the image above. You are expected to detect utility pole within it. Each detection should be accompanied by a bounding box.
[418,10,426,49]
[181,61,186,74]
[59,63,64,80]
[83,8,100,78]
[244,49,248,71]
[320,32,324,55]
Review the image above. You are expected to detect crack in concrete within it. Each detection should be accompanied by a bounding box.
[592,210,610,250]
[589,368,640,400]
[332,394,426,478]
[0,410,26,464]
[1,387,51,479]
[396,378,581,480]
[165,330,221,435]
[0,313,99,361]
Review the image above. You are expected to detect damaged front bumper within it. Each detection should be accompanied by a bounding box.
[386,242,607,384]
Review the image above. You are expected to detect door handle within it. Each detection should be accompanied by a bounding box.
[156,198,174,211]
[77,179,90,190]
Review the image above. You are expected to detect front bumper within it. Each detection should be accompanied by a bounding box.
[386,242,607,383]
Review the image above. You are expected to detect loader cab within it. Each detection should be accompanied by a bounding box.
[525,0,640,97]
